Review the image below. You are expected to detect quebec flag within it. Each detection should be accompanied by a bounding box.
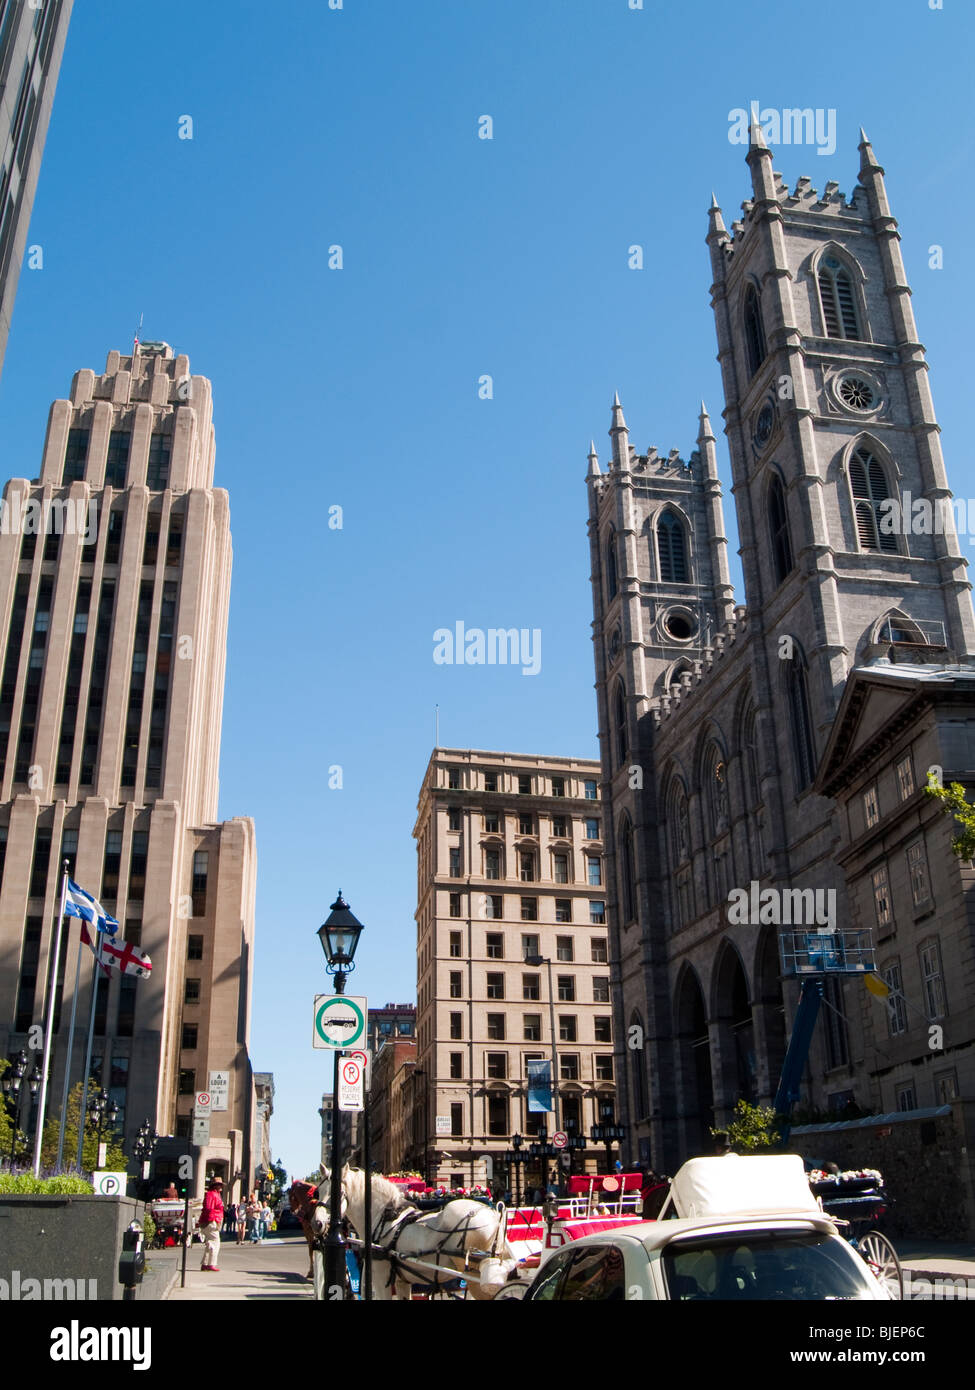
[65,879,119,937]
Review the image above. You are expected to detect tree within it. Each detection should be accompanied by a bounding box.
[0,1057,31,1166]
[925,773,975,859]
[713,1099,781,1151]
[39,1080,126,1173]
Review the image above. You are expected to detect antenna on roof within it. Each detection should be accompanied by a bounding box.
[133,311,143,354]
[435,704,439,748]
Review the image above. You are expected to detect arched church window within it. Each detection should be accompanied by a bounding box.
[786,651,817,793]
[614,682,628,768]
[849,446,898,554]
[768,474,794,584]
[619,816,636,923]
[657,511,688,583]
[818,255,861,339]
[630,1010,649,1117]
[606,529,618,599]
[669,782,690,865]
[743,284,767,377]
[704,743,729,836]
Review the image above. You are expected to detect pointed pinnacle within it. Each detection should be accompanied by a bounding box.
[858,126,870,145]
[588,439,598,458]
[610,392,627,433]
[748,113,769,149]
[708,196,727,235]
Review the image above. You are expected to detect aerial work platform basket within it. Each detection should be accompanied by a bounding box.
[779,929,876,977]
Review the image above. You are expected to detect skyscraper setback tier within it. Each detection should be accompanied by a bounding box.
[0,344,256,1197]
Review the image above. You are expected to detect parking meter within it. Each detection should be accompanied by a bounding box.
[119,1220,146,1299]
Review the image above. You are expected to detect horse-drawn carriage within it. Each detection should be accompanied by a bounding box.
[148,1197,202,1249]
[807,1166,903,1297]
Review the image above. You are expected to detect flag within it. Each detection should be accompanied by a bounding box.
[526,1059,553,1113]
[79,921,111,977]
[100,934,152,979]
[65,879,119,936]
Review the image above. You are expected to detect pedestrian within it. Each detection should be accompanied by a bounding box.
[236,1199,246,1245]
[246,1191,261,1243]
[198,1176,224,1272]
[261,1201,273,1239]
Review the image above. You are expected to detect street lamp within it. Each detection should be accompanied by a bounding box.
[2,1052,39,1166]
[523,953,561,1176]
[132,1118,158,1196]
[509,1131,525,1206]
[87,1088,119,1159]
[318,890,364,1300]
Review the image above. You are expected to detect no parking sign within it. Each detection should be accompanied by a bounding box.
[338,1057,364,1112]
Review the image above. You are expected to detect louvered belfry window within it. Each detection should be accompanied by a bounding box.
[818,255,861,339]
[768,475,793,584]
[849,447,897,553]
[743,284,767,377]
[657,511,688,582]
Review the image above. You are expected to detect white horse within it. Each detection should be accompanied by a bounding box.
[312,1167,518,1300]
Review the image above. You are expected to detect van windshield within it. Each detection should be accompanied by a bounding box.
[663,1230,876,1300]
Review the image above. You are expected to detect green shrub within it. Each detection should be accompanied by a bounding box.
[0,1173,93,1194]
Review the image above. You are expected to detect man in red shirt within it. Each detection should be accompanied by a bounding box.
[199,1176,224,1271]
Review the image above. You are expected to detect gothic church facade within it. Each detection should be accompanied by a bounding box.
[588,128,975,1176]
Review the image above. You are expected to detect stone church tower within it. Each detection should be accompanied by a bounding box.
[589,129,975,1174]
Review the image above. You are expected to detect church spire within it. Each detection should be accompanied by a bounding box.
[587,439,601,477]
[609,392,630,470]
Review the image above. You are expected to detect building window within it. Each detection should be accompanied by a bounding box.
[181,1024,198,1050]
[187,935,203,960]
[449,893,462,918]
[553,853,569,884]
[521,897,537,922]
[849,447,897,554]
[178,1069,195,1095]
[192,850,208,916]
[484,812,500,833]
[520,852,535,882]
[895,1084,916,1113]
[551,777,565,798]
[557,976,575,1002]
[448,767,460,790]
[743,283,767,377]
[595,1055,614,1082]
[449,930,462,957]
[919,940,946,1019]
[606,529,618,600]
[484,772,497,793]
[555,899,571,924]
[485,849,501,880]
[519,813,533,836]
[657,511,688,583]
[896,755,915,801]
[863,785,879,829]
[487,1053,507,1080]
[486,933,503,959]
[584,781,597,800]
[587,857,602,887]
[486,1013,505,1040]
[487,1093,509,1137]
[521,933,539,958]
[786,655,817,793]
[907,840,931,908]
[591,936,607,963]
[522,974,540,1001]
[872,865,892,931]
[105,429,131,488]
[518,774,531,795]
[486,972,504,1000]
[449,972,463,999]
[556,936,573,962]
[590,902,606,926]
[146,433,171,489]
[883,961,907,1036]
[448,807,462,831]
[450,1102,463,1137]
[62,428,90,484]
[585,818,599,840]
[559,1016,577,1043]
[614,682,627,769]
[818,255,861,339]
[449,1012,463,1039]
[593,977,610,1003]
[768,475,793,585]
[523,1014,541,1041]
[594,1016,612,1043]
[552,815,567,837]
[484,894,503,920]
[560,1054,579,1081]
[449,847,462,878]
[184,979,201,1004]
[935,1070,959,1103]
[449,1053,463,1079]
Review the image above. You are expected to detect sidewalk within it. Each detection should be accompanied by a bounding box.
[894,1238,975,1283]
[163,1232,314,1302]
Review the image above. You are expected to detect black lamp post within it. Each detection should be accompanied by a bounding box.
[86,1089,119,1160]
[318,891,364,1301]
[132,1117,158,1197]
[3,1051,39,1166]
[591,1114,626,1172]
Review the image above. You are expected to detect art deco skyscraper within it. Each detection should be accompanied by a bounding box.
[0,343,256,1191]
[0,0,74,382]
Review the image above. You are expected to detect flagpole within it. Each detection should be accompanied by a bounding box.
[76,929,105,1173]
[32,861,70,1176]
[56,913,87,1170]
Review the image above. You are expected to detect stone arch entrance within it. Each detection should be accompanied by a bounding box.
[712,940,757,1117]
[674,966,713,1157]
[754,925,787,1104]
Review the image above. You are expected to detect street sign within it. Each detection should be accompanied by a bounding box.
[436,1116,451,1135]
[194,1091,211,1117]
[209,1071,230,1111]
[347,1048,370,1088]
[559,1152,572,1169]
[192,1117,210,1145]
[313,995,367,1050]
[552,1131,568,1150]
[93,1171,127,1196]
[338,1057,364,1112]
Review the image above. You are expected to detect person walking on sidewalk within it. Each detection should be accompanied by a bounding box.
[199,1176,224,1272]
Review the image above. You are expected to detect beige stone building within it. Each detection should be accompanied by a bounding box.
[414,748,617,1191]
[0,343,257,1196]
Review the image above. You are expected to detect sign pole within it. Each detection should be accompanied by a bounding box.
[32,863,70,1175]
[56,920,87,1170]
[77,930,106,1171]
[362,1071,372,1301]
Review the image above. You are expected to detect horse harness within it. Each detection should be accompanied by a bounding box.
[370,1201,486,1291]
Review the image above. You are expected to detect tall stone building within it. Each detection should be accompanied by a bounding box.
[0,342,257,1192]
[414,748,617,1191]
[588,130,975,1177]
[0,0,74,382]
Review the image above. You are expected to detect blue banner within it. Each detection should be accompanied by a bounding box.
[527,1059,553,1113]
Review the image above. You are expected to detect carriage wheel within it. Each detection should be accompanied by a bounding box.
[856,1230,903,1299]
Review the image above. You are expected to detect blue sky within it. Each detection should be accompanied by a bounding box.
[1,0,972,1177]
